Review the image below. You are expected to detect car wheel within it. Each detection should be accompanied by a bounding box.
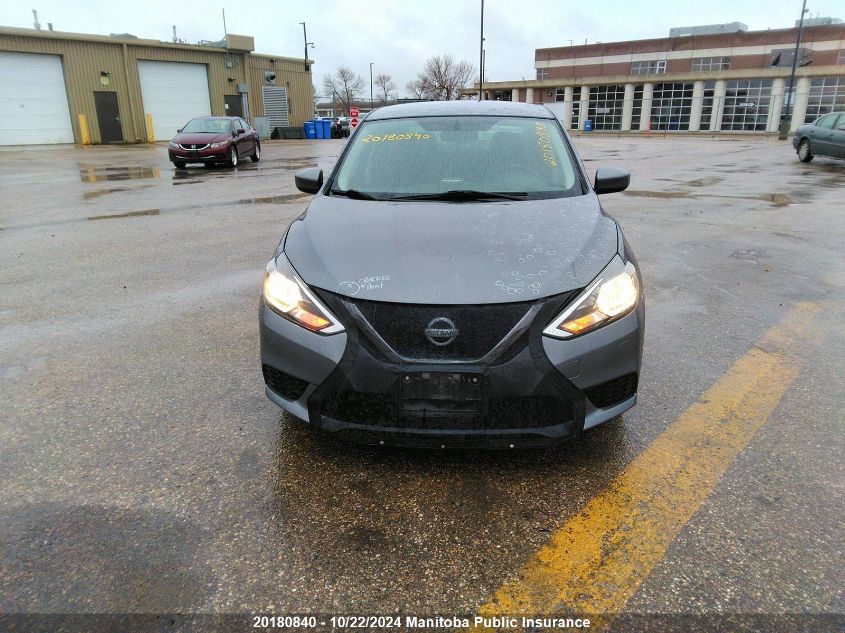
[798,139,813,162]
[251,143,261,162]
[172,160,186,169]
[228,145,239,167]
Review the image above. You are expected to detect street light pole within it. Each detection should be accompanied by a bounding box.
[369,62,374,109]
[299,22,314,73]
[478,0,484,100]
[779,0,808,139]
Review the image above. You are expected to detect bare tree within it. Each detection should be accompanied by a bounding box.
[405,77,429,99]
[408,54,475,101]
[322,66,365,115]
[374,73,396,105]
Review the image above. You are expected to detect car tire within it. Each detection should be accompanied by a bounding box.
[228,145,239,168]
[798,139,813,163]
[251,143,261,162]
[172,160,186,169]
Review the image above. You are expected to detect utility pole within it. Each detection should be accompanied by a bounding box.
[299,22,314,73]
[780,0,808,139]
[369,62,374,109]
[478,0,484,100]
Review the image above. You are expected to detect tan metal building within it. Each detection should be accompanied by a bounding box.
[0,25,315,145]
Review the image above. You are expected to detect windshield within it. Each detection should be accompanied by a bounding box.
[180,118,232,134]
[331,116,581,199]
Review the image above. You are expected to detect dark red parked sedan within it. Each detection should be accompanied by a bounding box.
[168,116,260,168]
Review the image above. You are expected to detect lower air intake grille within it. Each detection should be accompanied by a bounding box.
[262,364,310,401]
[583,373,638,408]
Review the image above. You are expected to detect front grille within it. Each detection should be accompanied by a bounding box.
[584,373,638,408]
[179,143,209,150]
[345,299,534,362]
[262,364,310,401]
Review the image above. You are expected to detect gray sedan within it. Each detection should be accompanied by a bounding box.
[793,111,845,162]
[259,101,644,448]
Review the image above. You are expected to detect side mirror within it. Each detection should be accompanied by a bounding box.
[236,128,245,135]
[594,166,630,195]
[176,128,182,133]
[295,167,323,194]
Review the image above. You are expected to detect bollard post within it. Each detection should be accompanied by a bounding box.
[77,114,90,145]
[145,114,155,143]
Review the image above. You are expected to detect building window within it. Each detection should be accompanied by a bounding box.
[555,87,566,102]
[630,84,644,130]
[769,48,811,67]
[699,81,716,129]
[587,85,626,130]
[692,56,731,72]
[838,50,845,64]
[492,90,512,101]
[721,79,773,131]
[804,76,845,123]
[571,87,581,129]
[651,83,694,130]
[536,67,549,80]
[631,60,666,76]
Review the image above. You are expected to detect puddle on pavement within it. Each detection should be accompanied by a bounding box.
[79,165,161,182]
[684,176,723,187]
[625,190,694,199]
[170,162,319,186]
[239,193,310,205]
[87,208,160,221]
[83,184,154,199]
[765,193,792,206]
[731,248,766,261]
[626,189,798,207]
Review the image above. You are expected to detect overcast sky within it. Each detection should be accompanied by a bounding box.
[1,0,841,97]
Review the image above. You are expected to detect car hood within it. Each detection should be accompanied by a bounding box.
[173,132,229,145]
[283,194,620,304]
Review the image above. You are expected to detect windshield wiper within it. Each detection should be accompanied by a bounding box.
[385,190,530,202]
[330,188,378,200]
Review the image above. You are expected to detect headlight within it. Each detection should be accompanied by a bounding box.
[210,141,228,149]
[263,257,344,334]
[168,141,179,148]
[543,256,639,338]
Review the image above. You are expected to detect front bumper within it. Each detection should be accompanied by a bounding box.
[259,290,643,448]
[168,147,229,163]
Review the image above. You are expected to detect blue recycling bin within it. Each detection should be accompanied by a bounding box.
[304,120,317,139]
[315,119,325,139]
[584,119,593,132]
[321,119,332,139]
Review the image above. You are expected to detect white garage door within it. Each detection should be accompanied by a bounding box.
[137,61,211,141]
[0,51,74,145]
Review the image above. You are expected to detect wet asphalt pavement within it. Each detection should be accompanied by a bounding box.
[1,135,843,630]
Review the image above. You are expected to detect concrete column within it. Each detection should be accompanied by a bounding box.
[580,85,590,130]
[563,86,574,130]
[639,83,653,131]
[689,80,705,132]
[768,78,785,133]
[621,83,635,131]
[790,76,811,132]
[711,80,726,132]
[525,87,534,103]
[512,88,520,103]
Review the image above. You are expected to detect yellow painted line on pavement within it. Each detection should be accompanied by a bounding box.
[469,301,822,631]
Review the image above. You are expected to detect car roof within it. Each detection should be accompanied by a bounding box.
[365,100,555,121]
[192,115,241,120]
